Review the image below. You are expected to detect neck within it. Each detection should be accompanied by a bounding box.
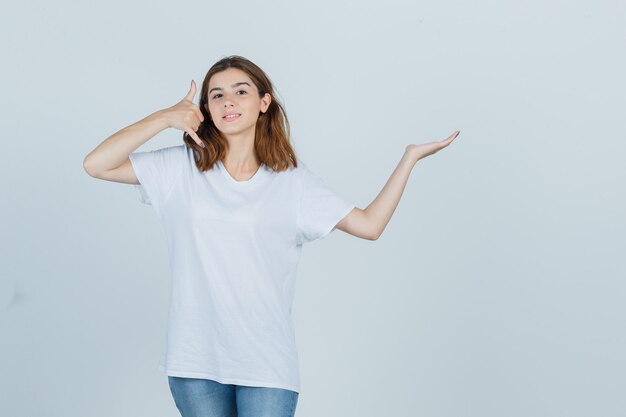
[222,127,259,169]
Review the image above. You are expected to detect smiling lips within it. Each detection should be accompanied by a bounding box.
[223,113,241,121]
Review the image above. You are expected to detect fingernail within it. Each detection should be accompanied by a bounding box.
[200,142,206,148]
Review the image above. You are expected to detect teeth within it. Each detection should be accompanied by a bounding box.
[224,114,240,119]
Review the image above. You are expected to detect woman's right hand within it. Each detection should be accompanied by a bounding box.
[161,80,205,147]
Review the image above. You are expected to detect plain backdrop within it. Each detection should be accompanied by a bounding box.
[1,0,625,416]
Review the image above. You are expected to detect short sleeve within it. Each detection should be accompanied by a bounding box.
[296,163,356,244]
[128,144,187,217]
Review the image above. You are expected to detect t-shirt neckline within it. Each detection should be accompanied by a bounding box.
[216,160,267,186]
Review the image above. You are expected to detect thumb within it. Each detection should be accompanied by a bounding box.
[184,80,197,102]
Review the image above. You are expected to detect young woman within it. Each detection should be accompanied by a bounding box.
[83,55,460,417]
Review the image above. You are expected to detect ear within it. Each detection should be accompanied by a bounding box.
[260,93,272,113]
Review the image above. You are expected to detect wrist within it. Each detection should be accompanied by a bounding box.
[403,147,421,165]
[150,109,171,130]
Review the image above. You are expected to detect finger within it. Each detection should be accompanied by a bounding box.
[190,113,202,128]
[184,80,197,103]
[187,130,202,146]
[186,119,199,132]
[193,106,205,123]
[442,131,459,143]
[187,129,203,146]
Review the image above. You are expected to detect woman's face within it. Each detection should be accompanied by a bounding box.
[205,68,271,135]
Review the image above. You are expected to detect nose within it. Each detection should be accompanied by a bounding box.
[222,93,236,107]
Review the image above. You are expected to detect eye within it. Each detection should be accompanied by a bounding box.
[212,90,248,100]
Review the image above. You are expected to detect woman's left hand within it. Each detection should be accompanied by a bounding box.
[405,130,460,162]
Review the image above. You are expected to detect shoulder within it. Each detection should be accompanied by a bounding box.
[287,159,317,188]
[294,158,325,184]
[164,144,189,156]
[266,157,308,181]
[133,144,191,173]
[293,158,311,177]
[159,144,193,164]
[134,144,189,159]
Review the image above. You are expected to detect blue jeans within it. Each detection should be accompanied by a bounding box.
[168,376,299,417]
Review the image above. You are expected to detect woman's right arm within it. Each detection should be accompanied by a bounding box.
[83,80,204,184]
[83,110,169,184]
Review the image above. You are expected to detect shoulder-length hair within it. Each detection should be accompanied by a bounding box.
[183,55,298,172]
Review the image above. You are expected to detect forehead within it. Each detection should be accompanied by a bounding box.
[208,68,254,88]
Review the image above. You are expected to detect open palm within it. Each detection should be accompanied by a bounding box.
[406,130,460,161]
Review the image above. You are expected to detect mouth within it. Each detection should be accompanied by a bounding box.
[223,113,241,121]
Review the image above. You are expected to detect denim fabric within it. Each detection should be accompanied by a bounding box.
[168,376,299,417]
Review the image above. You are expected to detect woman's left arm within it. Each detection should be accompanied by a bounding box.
[335,130,460,240]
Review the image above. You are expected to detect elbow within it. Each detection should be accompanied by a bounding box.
[83,156,99,178]
[361,212,381,241]
[83,157,94,177]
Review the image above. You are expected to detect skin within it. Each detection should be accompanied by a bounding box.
[335,131,460,240]
[204,68,272,180]
[83,68,460,242]
[204,69,461,242]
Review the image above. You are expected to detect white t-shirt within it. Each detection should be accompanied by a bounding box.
[128,144,355,394]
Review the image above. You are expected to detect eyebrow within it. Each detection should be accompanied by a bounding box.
[208,82,251,94]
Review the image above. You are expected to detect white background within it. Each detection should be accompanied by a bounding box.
[1,0,624,416]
